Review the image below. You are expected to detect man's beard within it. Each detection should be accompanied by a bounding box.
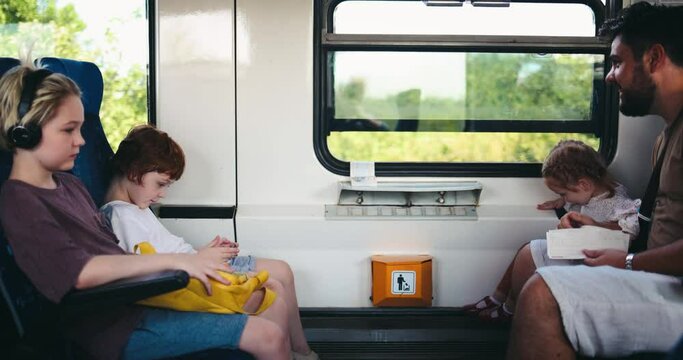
[619,64,656,117]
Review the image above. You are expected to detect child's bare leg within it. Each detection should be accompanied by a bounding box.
[243,287,266,310]
[492,258,514,302]
[495,242,533,300]
[243,288,288,331]
[508,243,537,311]
[239,315,290,360]
[242,288,292,358]
[256,258,311,354]
[464,242,530,314]
[477,243,536,321]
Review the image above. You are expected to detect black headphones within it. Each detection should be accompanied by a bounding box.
[8,69,53,149]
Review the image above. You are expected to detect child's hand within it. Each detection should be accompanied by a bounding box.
[204,236,239,255]
[206,235,222,248]
[206,235,239,248]
[537,198,565,210]
[558,211,597,229]
[175,253,232,295]
[198,245,238,263]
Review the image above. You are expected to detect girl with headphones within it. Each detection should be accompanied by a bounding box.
[0,62,292,359]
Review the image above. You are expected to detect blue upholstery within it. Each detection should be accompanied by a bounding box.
[666,334,683,360]
[40,57,113,207]
[38,58,103,114]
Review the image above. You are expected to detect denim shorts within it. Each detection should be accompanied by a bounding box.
[122,308,248,359]
[229,255,256,273]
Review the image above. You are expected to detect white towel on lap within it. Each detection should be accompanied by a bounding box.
[536,265,683,357]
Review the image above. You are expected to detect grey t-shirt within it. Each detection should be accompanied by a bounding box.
[0,172,143,359]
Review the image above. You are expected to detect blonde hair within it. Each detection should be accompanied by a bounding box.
[542,140,616,195]
[0,60,81,150]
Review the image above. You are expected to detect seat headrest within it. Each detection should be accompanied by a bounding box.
[40,57,103,116]
[0,58,20,77]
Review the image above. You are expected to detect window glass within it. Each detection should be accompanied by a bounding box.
[329,51,604,163]
[334,1,597,36]
[328,132,599,163]
[333,51,602,124]
[0,0,149,150]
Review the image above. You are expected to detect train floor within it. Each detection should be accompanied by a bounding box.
[301,308,666,360]
[302,308,508,360]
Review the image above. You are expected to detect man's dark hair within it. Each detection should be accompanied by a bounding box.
[599,2,683,66]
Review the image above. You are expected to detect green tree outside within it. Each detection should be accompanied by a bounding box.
[329,53,601,163]
[0,0,147,151]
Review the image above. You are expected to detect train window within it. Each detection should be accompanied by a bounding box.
[315,0,616,177]
[0,0,150,150]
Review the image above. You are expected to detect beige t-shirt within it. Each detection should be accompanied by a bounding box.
[649,112,683,249]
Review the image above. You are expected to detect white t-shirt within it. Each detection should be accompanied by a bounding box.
[564,184,641,237]
[100,200,197,254]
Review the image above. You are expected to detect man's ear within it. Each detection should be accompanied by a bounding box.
[645,44,666,73]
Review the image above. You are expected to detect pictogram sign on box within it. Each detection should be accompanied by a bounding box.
[371,255,432,307]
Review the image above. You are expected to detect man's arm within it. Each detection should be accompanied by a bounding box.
[631,239,683,275]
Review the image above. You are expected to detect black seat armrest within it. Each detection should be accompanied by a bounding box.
[61,270,189,309]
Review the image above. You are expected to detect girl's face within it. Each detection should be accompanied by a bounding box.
[127,171,173,209]
[33,95,85,172]
[544,176,594,205]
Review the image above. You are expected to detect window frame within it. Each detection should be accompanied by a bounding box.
[313,0,621,177]
[147,0,157,127]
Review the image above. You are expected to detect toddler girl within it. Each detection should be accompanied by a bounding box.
[463,140,640,322]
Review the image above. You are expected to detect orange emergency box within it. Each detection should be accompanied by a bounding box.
[371,255,433,307]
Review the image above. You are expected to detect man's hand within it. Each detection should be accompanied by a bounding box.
[558,211,597,229]
[537,198,566,210]
[583,249,628,268]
